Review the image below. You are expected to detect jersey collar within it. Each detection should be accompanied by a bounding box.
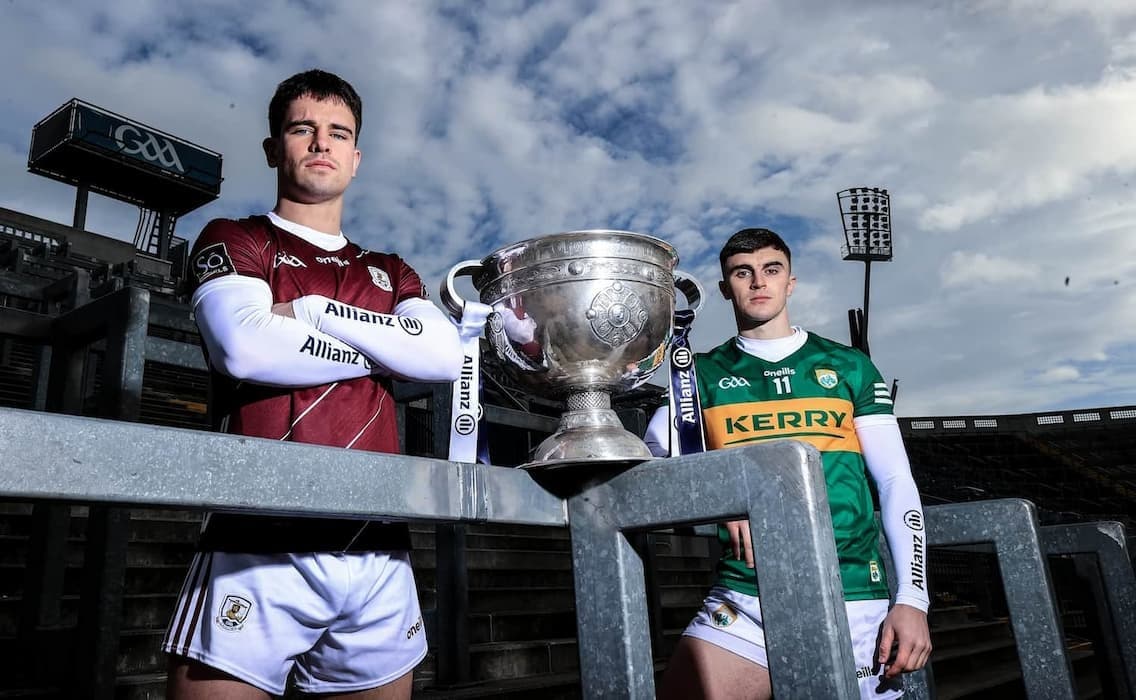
[266,212,348,252]
[734,326,808,363]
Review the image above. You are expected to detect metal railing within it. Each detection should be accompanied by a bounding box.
[1,284,1134,698]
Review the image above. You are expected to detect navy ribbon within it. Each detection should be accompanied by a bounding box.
[668,308,706,455]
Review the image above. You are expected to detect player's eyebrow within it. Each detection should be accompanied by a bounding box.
[728,263,755,275]
[762,261,785,270]
[284,119,355,137]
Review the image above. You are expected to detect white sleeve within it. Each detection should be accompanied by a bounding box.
[644,405,672,457]
[291,294,464,382]
[192,275,373,387]
[855,414,931,612]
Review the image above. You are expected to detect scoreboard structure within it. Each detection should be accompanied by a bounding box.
[27,99,223,261]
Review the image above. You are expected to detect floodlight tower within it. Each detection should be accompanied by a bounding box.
[836,187,892,357]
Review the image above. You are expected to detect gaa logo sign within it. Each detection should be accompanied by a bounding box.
[454,412,477,436]
[671,346,693,369]
[114,124,185,173]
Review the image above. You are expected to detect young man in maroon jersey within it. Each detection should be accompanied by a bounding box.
[162,69,487,699]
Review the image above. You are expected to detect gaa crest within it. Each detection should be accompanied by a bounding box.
[711,602,737,628]
[815,368,838,389]
[216,594,252,631]
[368,266,392,292]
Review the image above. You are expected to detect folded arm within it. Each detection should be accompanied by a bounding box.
[193,275,374,387]
[291,294,465,382]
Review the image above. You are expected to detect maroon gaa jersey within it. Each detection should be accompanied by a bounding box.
[188,215,425,455]
[188,215,428,552]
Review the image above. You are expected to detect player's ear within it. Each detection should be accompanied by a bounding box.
[263,137,279,168]
[351,147,361,178]
[786,273,796,297]
[718,279,732,300]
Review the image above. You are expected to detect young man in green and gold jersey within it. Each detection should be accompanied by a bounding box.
[646,228,931,699]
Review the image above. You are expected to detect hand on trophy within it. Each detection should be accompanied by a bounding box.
[493,298,542,360]
[453,300,493,342]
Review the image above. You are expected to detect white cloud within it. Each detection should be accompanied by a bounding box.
[939,251,1040,290]
[0,0,1134,418]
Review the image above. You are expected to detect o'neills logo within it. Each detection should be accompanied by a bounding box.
[911,533,926,591]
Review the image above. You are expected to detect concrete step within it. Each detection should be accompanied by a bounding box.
[928,603,983,628]
[418,569,575,591]
[934,644,1097,700]
[414,670,581,699]
[0,593,175,636]
[658,584,709,609]
[929,618,1013,649]
[0,562,193,598]
[0,536,196,568]
[412,549,571,571]
[469,638,579,682]
[470,609,577,644]
[427,587,577,614]
[0,511,202,542]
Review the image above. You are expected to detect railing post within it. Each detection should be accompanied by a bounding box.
[1041,521,1136,698]
[925,500,1075,699]
[565,442,860,699]
[76,287,149,699]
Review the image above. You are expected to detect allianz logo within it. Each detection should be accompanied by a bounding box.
[717,376,751,389]
[113,124,185,172]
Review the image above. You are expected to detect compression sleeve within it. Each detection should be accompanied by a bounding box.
[644,405,672,457]
[291,294,464,382]
[193,275,374,387]
[855,414,930,612]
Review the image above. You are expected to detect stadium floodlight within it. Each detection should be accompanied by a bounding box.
[836,187,893,356]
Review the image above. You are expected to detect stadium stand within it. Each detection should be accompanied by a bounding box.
[0,208,1131,698]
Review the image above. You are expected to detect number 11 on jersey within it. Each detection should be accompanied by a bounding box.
[772,376,792,395]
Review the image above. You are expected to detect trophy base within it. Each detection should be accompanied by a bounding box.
[521,406,654,471]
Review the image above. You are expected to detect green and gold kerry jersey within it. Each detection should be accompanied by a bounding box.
[695,331,893,601]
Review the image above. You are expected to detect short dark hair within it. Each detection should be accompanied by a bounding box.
[719,228,792,277]
[268,69,363,140]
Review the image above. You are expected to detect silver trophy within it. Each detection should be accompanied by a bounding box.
[442,230,702,469]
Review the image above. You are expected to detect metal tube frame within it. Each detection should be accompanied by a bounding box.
[1041,521,1136,697]
[924,500,1076,699]
[565,441,860,699]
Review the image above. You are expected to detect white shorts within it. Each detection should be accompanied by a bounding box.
[161,550,427,695]
[684,586,903,699]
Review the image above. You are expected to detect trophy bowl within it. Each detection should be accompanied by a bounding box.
[442,230,702,469]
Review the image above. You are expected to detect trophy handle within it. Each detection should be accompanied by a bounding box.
[674,270,705,317]
[441,260,483,320]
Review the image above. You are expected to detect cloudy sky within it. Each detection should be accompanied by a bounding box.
[1,0,1134,417]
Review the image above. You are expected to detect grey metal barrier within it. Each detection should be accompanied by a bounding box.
[924,500,1076,699]
[0,406,867,699]
[1041,521,1136,698]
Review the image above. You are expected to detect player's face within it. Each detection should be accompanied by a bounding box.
[719,247,796,330]
[263,95,361,205]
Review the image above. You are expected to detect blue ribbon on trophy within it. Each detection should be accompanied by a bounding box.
[669,276,706,456]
